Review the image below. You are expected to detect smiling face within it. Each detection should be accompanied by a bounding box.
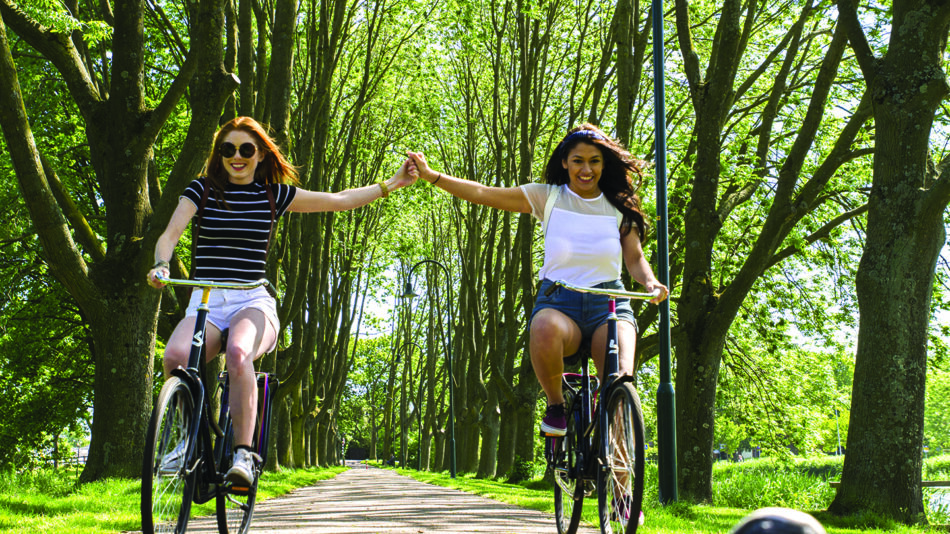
[562,141,604,198]
[220,129,264,184]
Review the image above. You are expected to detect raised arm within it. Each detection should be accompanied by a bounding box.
[288,158,417,213]
[407,151,531,213]
[620,230,669,305]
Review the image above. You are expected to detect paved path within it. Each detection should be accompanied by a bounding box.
[180,462,599,533]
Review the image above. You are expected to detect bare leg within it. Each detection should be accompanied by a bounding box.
[591,319,638,504]
[590,320,637,379]
[163,316,222,377]
[226,308,277,448]
[529,308,582,406]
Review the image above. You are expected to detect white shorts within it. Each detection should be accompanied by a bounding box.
[185,286,280,353]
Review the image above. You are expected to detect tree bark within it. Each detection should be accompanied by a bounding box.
[0,0,232,480]
[829,0,950,522]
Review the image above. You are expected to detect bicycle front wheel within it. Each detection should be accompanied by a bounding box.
[597,382,645,534]
[215,409,258,534]
[553,392,584,534]
[142,377,197,534]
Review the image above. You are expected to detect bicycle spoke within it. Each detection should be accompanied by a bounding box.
[598,383,645,534]
[142,377,196,534]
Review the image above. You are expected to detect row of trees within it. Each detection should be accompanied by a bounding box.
[0,0,948,524]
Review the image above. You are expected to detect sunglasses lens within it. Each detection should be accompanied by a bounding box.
[220,142,257,158]
[220,142,237,157]
[239,143,257,158]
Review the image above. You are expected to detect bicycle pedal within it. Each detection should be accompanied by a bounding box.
[230,485,251,495]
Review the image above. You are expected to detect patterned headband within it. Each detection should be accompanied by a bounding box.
[559,130,606,155]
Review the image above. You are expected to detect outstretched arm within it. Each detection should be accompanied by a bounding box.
[407,151,531,214]
[288,158,417,213]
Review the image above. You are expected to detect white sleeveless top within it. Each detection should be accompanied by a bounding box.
[520,183,623,287]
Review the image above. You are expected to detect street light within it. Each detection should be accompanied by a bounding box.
[652,0,679,503]
[402,259,456,478]
[395,341,423,470]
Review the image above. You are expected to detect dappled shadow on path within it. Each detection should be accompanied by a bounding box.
[180,464,598,533]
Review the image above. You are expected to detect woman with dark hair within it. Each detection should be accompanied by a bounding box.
[407,123,668,437]
[147,116,415,484]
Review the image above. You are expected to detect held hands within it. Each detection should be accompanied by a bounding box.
[405,151,439,184]
[389,158,419,192]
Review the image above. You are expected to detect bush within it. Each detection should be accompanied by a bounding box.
[0,467,76,498]
[508,455,538,484]
[711,458,836,510]
[924,454,950,480]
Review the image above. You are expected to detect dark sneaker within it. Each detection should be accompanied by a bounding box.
[612,498,645,526]
[612,496,630,522]
[540,403,567,436]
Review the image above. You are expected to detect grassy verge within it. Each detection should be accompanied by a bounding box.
[391,460,949,534]
[0,465,345,534]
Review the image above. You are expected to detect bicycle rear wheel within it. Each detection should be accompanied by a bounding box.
[142,377,197,534]
[597,382,645,534]
[215,400,258,533]
[553,392,584,534]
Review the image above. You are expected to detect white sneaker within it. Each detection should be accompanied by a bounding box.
[226,448,261,486]
[159,440,187,475]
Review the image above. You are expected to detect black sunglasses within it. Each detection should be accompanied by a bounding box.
[220,142,257,158]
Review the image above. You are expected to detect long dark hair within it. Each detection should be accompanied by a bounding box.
[542,123,648,240]
[201,117,299,199]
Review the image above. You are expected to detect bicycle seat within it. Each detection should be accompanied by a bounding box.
[563,337,591,369]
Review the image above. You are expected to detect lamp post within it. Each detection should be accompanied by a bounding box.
[652,0,678,503]
[402,259,456,478]
[395,341,423,470]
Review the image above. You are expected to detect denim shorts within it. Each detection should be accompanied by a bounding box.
[185,286,279,353]
[530,278,638,340]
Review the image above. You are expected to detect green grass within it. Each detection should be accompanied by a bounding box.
[0,465,345,534]
[390,459,950,534]
[3,457,950,533]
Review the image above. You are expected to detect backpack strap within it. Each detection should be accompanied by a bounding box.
[190,178,212,278]
[264,183,276,255]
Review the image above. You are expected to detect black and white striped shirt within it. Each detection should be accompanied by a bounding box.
[181,177,297,282]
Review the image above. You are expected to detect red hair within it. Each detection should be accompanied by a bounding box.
[202,117,299,192]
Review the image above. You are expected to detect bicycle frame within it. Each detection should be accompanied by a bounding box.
[545,279,657,533]
[157,276,270,503]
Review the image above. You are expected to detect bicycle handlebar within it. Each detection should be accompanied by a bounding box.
[544,279,660,300]
[154,274,269,291]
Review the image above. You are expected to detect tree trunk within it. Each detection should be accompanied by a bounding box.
[0,0,233,481]
[829,0,950,522]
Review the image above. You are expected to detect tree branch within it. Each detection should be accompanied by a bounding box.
[925,152,950,217]
[835,0,878,81]
[764,203,869,271]
[39,152,106,263]
[674,0,703,93]
[0,19,93,302]
[0,0,101,117]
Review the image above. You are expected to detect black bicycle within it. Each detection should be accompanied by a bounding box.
[543,279,655,534]
[141,276,279,534]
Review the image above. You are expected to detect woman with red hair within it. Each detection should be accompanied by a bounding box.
[147,116,415,484]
